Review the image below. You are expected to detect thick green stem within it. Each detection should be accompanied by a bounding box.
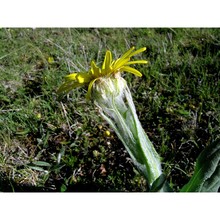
[93,76,163,189]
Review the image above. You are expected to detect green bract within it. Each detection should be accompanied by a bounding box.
[92,75,163,188]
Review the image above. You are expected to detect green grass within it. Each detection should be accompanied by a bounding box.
[0,28,219,192]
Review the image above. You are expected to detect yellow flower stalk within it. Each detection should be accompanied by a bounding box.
[58,47,164,191]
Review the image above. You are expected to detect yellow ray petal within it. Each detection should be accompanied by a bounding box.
[102,50,113,72]
[120,47,135,59]
[113,57,130,70]
[86,77,100,100]
[65,73,78,81]
[91,61,101,77]
[120,66,142,77]
[76,73,92,84]
[125,60,148,65]
[57,81,82,94]
[129,47,146,58]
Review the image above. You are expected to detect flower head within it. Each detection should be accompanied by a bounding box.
[58,46,147,99]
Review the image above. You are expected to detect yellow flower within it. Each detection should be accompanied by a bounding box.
[104,130,111,137]
[36,113,42,119]
[58,46,147,99]
[48,56,55,64]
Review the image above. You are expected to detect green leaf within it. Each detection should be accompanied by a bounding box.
[28,166,46,172]
[180,139,220,192]
[61,184,67,192]
[15,128,30,135]
[49,164,65,172]
[177,109,190,116]
[150,174,173,192]
[150,174,166,192]
[32,161,51,167]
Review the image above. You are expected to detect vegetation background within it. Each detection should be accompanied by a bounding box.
[0,28,219,192]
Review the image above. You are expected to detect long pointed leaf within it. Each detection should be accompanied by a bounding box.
[180,139,220,192]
